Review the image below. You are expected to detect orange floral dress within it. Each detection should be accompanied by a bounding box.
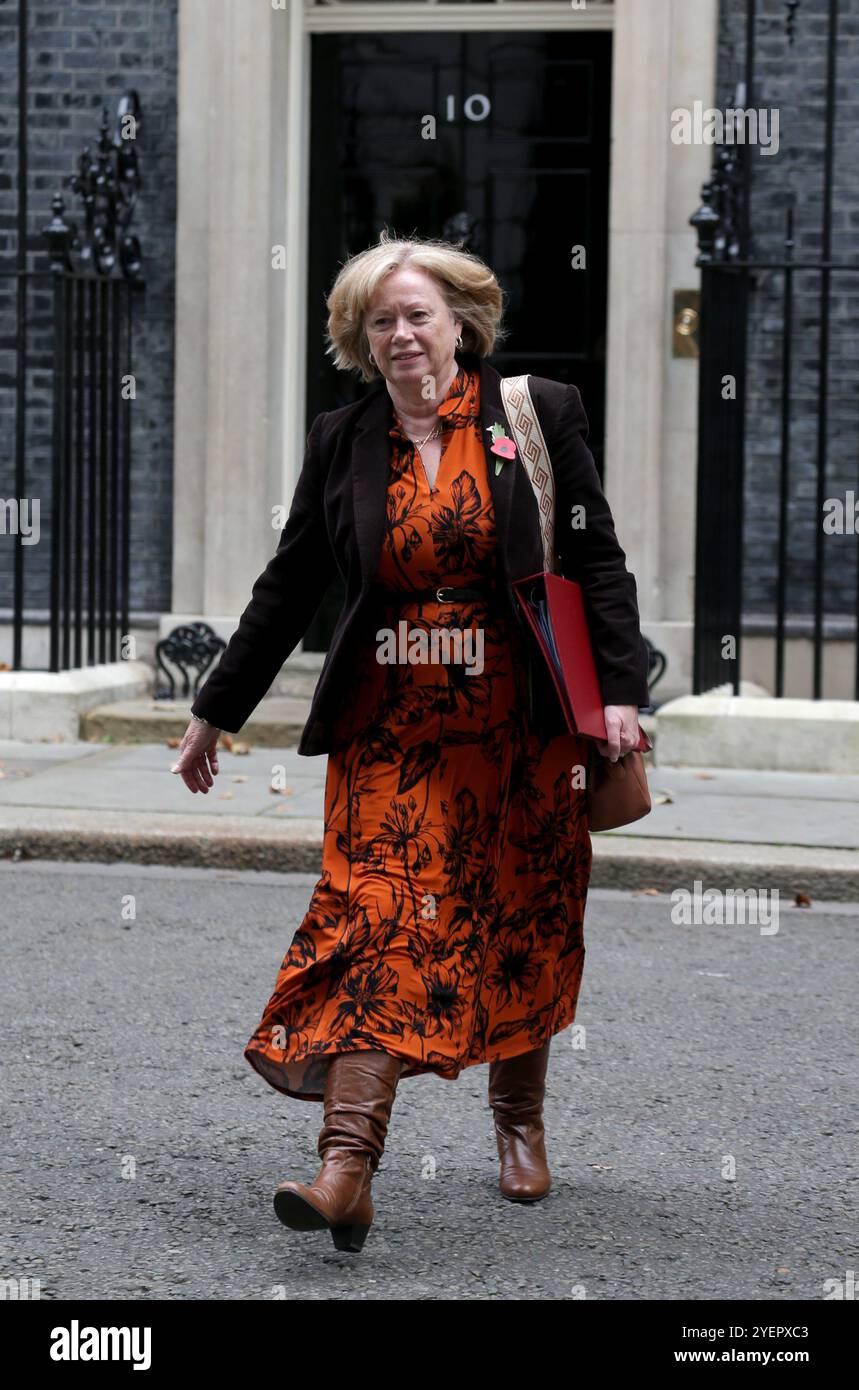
[244,362,593,1102]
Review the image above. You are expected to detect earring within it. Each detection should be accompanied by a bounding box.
[368,350,376,365]
[455,334,464,349]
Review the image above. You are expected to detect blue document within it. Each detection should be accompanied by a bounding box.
[529,595,563,681]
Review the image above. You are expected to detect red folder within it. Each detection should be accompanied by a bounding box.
[512,570,652,752]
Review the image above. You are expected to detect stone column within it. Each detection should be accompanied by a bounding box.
[605,0,719,699]
[167,0,300,647]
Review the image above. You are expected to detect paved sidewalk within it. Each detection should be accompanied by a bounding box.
[0,737,857,898]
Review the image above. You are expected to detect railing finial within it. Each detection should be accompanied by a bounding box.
[43,92,143,281]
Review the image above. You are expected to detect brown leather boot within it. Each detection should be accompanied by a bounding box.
[273,1049,403,1252]
[488,1039,552,1201]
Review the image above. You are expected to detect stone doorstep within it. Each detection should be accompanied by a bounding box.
[82,702,658,749]
[655,694,859,773]
[1,644,661,750]
[81,695,315,747]
[0,657,322,744]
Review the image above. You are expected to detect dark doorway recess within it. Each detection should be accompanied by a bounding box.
[304,27,612,650]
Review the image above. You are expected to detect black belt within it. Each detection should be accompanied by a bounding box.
[377,583,498,605]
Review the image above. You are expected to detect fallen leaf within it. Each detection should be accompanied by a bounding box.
[694,772,716,779]
[269,786,294,796]
[652,791,674,805]
[231,775,249,783]
[232,742,251,756]
[794,891,812,908]
[165,737,181,749]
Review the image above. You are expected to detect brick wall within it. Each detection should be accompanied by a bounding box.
[716,0,859,627]
[0,0,178,623]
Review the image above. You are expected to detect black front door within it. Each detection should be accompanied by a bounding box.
[304,26,612,650]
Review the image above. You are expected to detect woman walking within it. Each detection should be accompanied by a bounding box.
[172,233,650,1253]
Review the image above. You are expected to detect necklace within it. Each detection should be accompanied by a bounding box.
[404,421,441,450]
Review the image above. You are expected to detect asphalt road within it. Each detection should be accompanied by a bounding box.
[2,860,857,1302]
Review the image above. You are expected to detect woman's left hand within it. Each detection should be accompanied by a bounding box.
[596,704,640,762]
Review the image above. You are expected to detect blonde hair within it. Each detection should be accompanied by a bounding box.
[324,229,507,382]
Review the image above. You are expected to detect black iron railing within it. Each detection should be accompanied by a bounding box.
[1,0,143,673]
[689,0,859,699]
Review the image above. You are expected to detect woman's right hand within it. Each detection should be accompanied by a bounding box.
[170,718,221,793]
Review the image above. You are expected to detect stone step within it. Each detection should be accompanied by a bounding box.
[82,685,658,750]
[81,695,314,747]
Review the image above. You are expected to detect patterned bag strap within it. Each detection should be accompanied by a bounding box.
[499,374,559,575]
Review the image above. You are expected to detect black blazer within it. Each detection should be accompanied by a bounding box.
[190,351,650,755]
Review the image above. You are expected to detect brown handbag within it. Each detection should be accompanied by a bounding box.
[584,737,652,831]
[499,375,652,833]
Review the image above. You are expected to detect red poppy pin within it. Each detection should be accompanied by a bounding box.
[487,422,517,475]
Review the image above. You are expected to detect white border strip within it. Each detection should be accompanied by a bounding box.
[304,3,615,33]
[284,1,312,505]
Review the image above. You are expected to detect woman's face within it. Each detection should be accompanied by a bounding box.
[364,266,462,394]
